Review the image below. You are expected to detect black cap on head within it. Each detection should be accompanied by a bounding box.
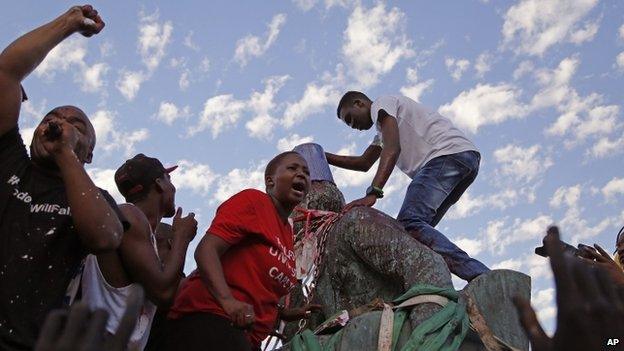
[114,154,177,201]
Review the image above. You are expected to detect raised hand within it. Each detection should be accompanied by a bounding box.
[514,226,624,351]
[65,5,105,37]
[172,207,198,243]
[40,120,80,159]
[578,243,624,287]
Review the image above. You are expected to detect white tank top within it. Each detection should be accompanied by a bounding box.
[81,224,159,351]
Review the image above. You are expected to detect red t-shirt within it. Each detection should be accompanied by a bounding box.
[169,189,297,346]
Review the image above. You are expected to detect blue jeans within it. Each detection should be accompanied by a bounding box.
[397,150,489,281]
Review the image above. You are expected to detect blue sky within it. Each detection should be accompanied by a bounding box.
[2,0,624,333]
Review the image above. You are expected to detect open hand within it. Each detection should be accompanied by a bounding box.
[578,243,624,287]
[343,194,377,212]
[513,226,624,351]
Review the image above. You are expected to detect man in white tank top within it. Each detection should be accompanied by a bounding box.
[81,154,198,350]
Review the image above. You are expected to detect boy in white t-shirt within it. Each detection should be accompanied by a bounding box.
[326,91,489,281]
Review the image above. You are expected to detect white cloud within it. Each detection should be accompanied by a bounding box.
[524,254,552,280]
[454,237,484,256]
[530,287,556,326]
[34,36,108,94]
[546,185,613,244]
[91,109,149,156]
[342,3,414,88]
[20,99,47,123]
[213,163,266,204]
[513,60,534,80]
[115,11,173,100]
[590,133,624,158]
[493,144,553,184]
[179,70,190,91]
[282,83,340,128]
[617,52,624,71]
[474,52,492,78]
[501,0,599,56]
[485,215,553,254]
[292,0,353,11]
[116,70,146,101]
[173,160,218,195]
[189,76,288,138]
[491,258,522,270]
[531,56,578,110]
[245,75,290,139]
[620,24,624,40]
[329,143,377,189]
[292,0,317,11]
[531,57,622,148]
[35,37,87,78]
[277,134,314,152]
[200,57,211,73]
[190,95,247,137]
[445,57,470,81]
[80,63,109,92]
[568,19,600,44]
[447,187,536,220]
[155,102,191,125]
[87,168,124,203]
[399,67,434,102]
[183,31,200,51]
[602,177,624,202]
[234,14,287,67]
[138,11,173,72]
[550,185,581,208]
[438,83,528,134]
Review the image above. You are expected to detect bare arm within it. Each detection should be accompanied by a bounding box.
[0,6,104,136]
[325,144,381,172]
[54,146,123,252]
[119,206,196,307]
[343,110,400,210]
[195,234,255,328]
[195,234,234,304]
[370,110,400,189]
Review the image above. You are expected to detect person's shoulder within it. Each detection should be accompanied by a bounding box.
[373,95,398,105]
[0,127,28,161]
[230,188,267,202]
[118,204,150,235]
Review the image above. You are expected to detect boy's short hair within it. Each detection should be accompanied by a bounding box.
[265,151,301,179]
[336,91,370,118]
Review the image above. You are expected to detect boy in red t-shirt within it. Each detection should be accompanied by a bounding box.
[167,151,318,350]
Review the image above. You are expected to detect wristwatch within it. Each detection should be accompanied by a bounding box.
[366,185,384,199]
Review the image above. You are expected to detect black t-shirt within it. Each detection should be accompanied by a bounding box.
[0,127,127,350]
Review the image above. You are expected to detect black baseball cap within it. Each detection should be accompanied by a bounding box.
[114,154,177,200]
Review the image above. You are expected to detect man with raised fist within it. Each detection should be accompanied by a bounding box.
[80,154,197,350]
[0,5,127,350]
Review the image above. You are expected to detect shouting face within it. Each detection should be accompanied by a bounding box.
[266,153,311,209]
[30,106,96,167]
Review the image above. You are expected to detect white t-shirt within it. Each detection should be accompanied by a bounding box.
[81,226,159,351]
[370,95,477,178]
